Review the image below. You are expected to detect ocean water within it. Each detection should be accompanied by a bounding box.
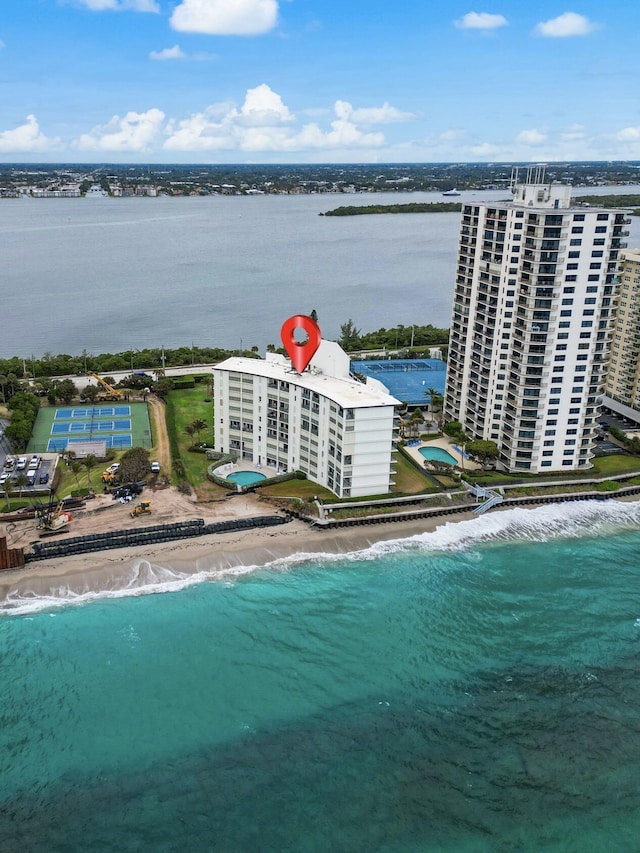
[2,500,640,852]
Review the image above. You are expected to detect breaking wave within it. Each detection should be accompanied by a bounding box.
[3,499,640,616]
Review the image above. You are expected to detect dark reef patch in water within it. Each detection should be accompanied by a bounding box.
[3,658,640,853]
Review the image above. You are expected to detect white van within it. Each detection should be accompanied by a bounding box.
[26,470,37,486]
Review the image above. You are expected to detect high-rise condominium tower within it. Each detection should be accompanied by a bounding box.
[603,248,640,422]
[444,166,628,473]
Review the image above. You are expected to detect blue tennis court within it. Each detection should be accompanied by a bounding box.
[55,406,131,419]
[52,419,132,434]
[47,435,133,452]
[30,402,151,455]
[352,358,447,406]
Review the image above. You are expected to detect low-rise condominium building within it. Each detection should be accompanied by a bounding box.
[213,340,400,497]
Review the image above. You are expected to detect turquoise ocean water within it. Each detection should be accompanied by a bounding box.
[2,500,640,852]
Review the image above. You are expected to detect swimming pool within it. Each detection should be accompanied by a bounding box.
[227,471,267,486]
[419,446,458,466]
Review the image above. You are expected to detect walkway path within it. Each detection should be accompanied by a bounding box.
[147,396,171,474]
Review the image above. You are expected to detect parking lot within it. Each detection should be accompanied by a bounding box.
[1,453,57,492]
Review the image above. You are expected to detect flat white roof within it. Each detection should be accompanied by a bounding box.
[215,356,400,409]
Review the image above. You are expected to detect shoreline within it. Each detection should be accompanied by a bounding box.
[0,511,478,605]
[3,491,640,611]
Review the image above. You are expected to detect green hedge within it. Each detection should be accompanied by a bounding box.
[163,394,183,475]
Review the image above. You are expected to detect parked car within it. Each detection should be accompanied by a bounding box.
[16,456,27,470]
[29,454,41,470]
[0,473,8,486]
[150,461,161,474]
[39,472,50,485]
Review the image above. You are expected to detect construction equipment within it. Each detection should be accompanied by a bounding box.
[35,499,72,536]
[130,500,151,518]
[87,371,123,401]
[101,463,120,484]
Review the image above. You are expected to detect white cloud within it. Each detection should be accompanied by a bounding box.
[69,0,159,11]
[469,142,500,157]
[334,100,414,125]
[75,108,165,151]
[534,12,596,38]
[0,115,60,153]
[439,129,465,141]
[616,127,640,142]
[163,86,391,152]
[150,45,186,60]
[454,12,508,30]
[234,83,294,126]
[170,0,278,35]
[516,128,547,145]
[560,123,586,142]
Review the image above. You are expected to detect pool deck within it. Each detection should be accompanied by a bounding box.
[404,437,481,472]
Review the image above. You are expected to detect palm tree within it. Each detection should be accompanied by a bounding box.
[83,454,97,490]
[1,477,13,510]
[408,409,424,440]
[426,387,444,433]
[14,473,28,499]
[71,460,83,490]
[184,423,196,445]
[7,373,18,396]
[191,418,207,443]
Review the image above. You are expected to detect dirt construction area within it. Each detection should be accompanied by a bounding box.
[3,486,278,553]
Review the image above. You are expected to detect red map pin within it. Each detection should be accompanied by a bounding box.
[280,314,322,373]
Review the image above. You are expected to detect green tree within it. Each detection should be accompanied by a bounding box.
[426,387,445,432]
[71,460,84,491]
[56,379,77,405]
[119,446,151,483]
[191,418,207,442]
[1,476,13,510]
[83,454,97,489]
[444,421,467,443]
[0,374,6,404]
[154,377,174,400]
[407,409,424,439]
[184,423,196,444]
[339,319,361,352]
[466,440,499,469]
[14,473,28,498]
[6,373,18,397]
[81,384,99,404]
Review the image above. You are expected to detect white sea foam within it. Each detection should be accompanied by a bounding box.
[3,499,640,616]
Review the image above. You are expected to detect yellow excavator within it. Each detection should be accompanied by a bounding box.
[87,371,123,402]
[130,500,151,518]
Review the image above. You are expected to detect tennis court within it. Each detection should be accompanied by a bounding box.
[54,405,131,419]
[51,420,132,434]
[28,403,152,454]
[352,358,447,406]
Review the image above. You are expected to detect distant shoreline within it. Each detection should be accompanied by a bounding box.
[321,202,463,216]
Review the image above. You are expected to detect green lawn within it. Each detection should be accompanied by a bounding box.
[391,451,438,494]
[165,386,218,494]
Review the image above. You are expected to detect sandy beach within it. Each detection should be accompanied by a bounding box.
[4,482,639,609]
[0,485,479,604]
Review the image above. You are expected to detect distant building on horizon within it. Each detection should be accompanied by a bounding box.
[444,166,628,473]
[213,340,399,497]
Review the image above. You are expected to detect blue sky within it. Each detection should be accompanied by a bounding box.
[1,0,640,163]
